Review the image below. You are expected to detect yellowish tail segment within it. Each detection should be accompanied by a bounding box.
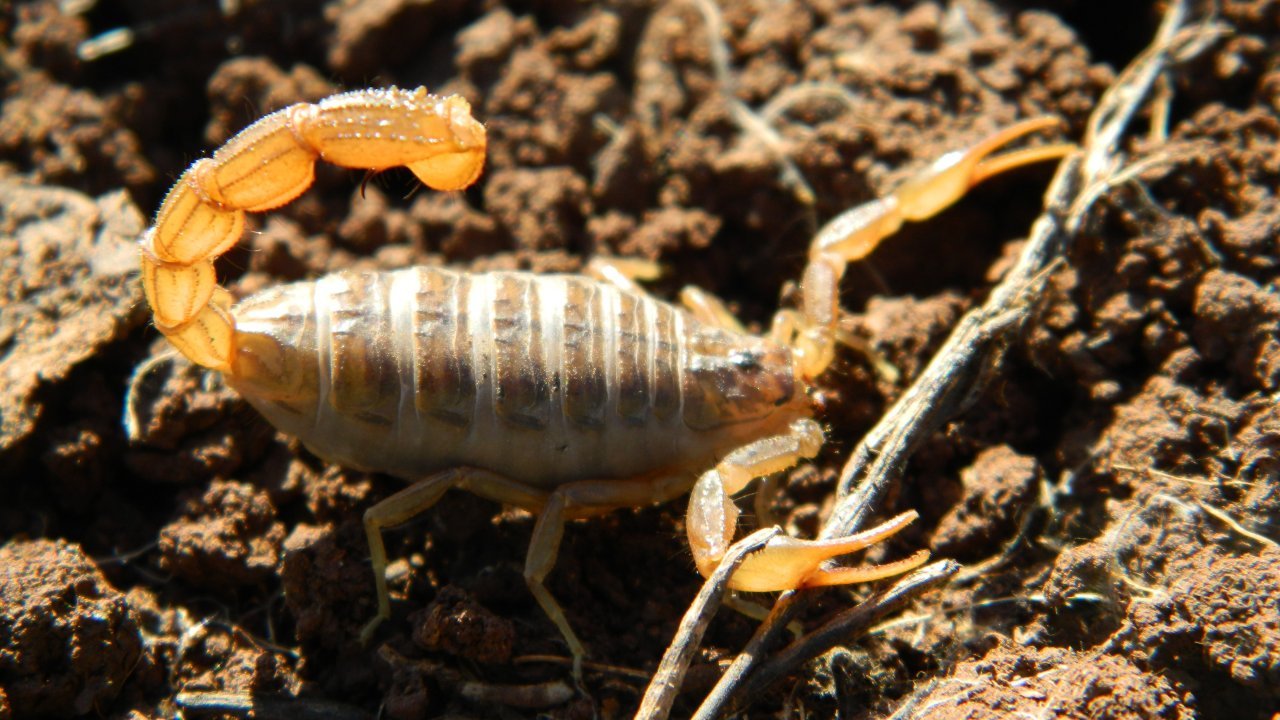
[139,87,487,372]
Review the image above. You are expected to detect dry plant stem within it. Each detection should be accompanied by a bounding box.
[887,678,941,720]
[691,2,1213,717]
[689,0,816,205]
[690,565,962,720]
[636,527,781,720]
[376,646,575,710]
[734,560,960,711]
[175,692,374,720]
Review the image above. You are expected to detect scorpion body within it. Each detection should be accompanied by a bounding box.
[140,86,1072,677]
[234,266,803,485]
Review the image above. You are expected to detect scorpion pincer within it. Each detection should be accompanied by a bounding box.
[139,86,1072,674]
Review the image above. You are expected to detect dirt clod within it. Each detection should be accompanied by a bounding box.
[280,522,372,647]
[158,480,286,588]
[0,180,144,461]
[912,644,1196,720]
[1125,548,1280,696]
[933,445,1040,558]
[411,585,515,665]
[0,539,141,717]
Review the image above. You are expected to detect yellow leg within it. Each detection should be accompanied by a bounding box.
[584,256,662,294]
[524,474,690,683]
[784,117,1074,379]
[686,418,929,592]
[360,467,548,643]
[679,286,748,333]
[587,254,749,333]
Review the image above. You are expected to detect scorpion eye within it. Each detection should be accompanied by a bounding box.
[730,350,763,372]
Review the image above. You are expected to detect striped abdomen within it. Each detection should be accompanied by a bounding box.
[227,267,805,487]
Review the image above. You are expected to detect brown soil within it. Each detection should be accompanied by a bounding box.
[2,1,1278,718]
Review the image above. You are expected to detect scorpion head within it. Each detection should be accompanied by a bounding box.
[683,328,803,430]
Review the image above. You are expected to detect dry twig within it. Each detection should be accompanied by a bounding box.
[636,527,781,720]
[378,646,575,710]
[735,559,960,709]
[175,692,373,720]
[688,0,818,206]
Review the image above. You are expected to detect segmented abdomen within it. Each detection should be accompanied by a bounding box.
[230,267,801,487]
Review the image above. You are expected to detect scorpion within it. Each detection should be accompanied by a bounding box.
[139,87,1071,675]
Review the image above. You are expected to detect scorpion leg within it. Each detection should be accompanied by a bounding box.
[686,418,929,591]
[360,467,549,643]
[586,256,747,332]
[787,117,1074,378]
[678,286,748,333]
[584,256,662,294]
[525,473,691,682]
